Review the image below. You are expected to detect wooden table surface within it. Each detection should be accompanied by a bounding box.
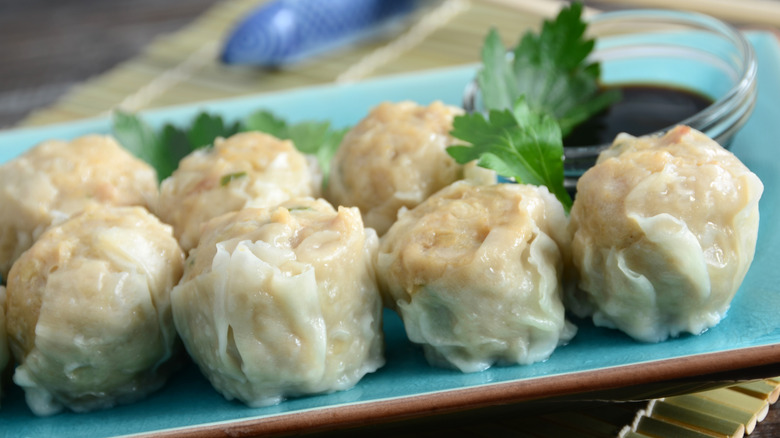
[0,0,221,128]
[0,1,778,436]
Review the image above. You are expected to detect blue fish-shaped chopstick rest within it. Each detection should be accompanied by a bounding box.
[221,0,418,66]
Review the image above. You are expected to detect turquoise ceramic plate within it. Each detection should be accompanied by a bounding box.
[1,32,779,438]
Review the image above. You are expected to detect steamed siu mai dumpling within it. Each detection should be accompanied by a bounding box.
[154,131,315,251]
[0,135,158,280]
[325,101,494,235]
[5,206,184,416]
[376,181,575,373]
[171,198,384,407]
[567,126,763,342]
[0,286,8,406]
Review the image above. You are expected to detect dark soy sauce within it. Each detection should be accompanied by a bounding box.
[563,84,714,147]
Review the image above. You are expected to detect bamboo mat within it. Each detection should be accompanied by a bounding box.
[19,0,546,126]
[13,0,780,436]
[620,381,780,438]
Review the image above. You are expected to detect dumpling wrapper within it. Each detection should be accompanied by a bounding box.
[0,285,8,406]
[154,131,315,251]
[5,206,184,416]
[0,135,158,279]
[567,126,763,342]
[325,101,495,235]
[171,198,384,407]
[377,181,575,373]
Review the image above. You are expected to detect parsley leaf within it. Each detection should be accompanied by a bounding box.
[478,2,619,137]
[220,171,247,186]
[449,98,572,211]
[112,109,347,186]
[160,123,192,165]
[286,122,348,187]
[187,113,240,149]
[242,110,288,138]
[476,29,518,114]
[112,111,177,180]
[112,111,236,181]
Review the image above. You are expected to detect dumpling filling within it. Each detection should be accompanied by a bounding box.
[5,206,184,416]
[567,126,763,342]
[326,101,494,235]
[0,135,158,280]
[377,181,575,373]
[0,286,9,406]
[171,198,384,407]
[154,131,316,251]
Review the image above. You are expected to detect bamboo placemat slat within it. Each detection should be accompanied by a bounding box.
[620,380,780,437]
[590,0,780,26]
[19,0,549,126]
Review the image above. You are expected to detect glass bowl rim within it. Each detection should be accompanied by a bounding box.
[462,8,758,161]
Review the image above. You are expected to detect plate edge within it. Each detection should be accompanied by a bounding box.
[128,343,780,438]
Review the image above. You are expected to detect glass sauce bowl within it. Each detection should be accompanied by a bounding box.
[463,9,757,189]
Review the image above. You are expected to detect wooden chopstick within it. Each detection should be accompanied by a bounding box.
[481,0,602,18]
[585,0,780,27]
[482,0,780,27]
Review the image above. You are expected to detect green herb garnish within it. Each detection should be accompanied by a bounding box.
[113,111,238,181]
[449,98,572,211]
[220,171,247,186]
[113,111,176,180]
[287,206,313,212]
[112,109,347,185]
[477,2,619,136]
[187,113,241,149]
[449,2,614,210]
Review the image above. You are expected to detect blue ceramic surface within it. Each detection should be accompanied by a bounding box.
[1,31,779,438]
[221,0,417,65]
